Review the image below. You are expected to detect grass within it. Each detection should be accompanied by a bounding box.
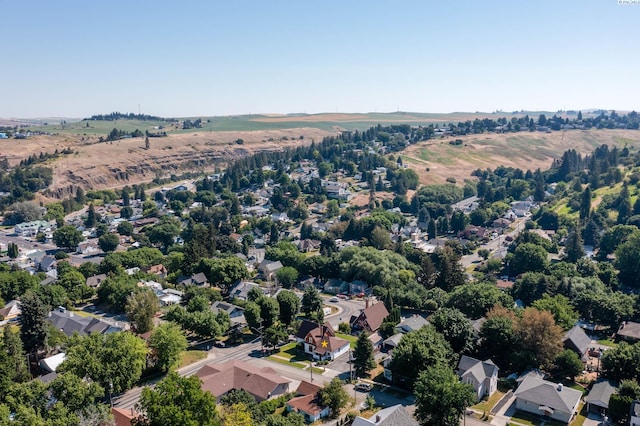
[267,354,324,374]
[336,333,358,349]
[176,350,207,369]
[472,390,506,412]
[597,339,617,347]
[571,403,588,426]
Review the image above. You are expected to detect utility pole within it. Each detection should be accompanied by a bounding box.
[310,359,313,382]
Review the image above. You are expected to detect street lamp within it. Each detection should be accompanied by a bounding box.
[108,382,113,408]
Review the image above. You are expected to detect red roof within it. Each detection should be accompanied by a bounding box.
[112,407,135,426]
[287,394,326,416]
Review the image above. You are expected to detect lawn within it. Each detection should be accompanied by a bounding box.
[597,339,617,347]
[176,350,207,369]
[571,403,588,426]
[472,390,505,412]
[267,354,324,374]
[336,333,358,349]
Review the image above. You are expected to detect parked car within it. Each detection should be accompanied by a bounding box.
[589,347,602,357]
[355,382,373,392]
[329,297,339,302]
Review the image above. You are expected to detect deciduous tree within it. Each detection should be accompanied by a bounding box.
[149,322,187,372]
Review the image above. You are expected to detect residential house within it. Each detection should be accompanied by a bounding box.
[296,239,320,253]
[631,401,640,426]
[111,407,136,426]
[382,333,403,351]
[456,355,499,402]
[349,280,368,296]
[563,325,591,361]
[142,264,168,278]
[86,274,107,289]
[585,380,617,415]
[0,300,21,321]
[286,381,330,423]
[47,307,123,337]
[396,315,429,334]
[14,220,50,237]
[158,289,183,306]
[452,196,480,214]
[177,272,209,287]
[459,225,489,241]
[296,320,349,361]
[324,278,348,295]
[350,300,389,333]
[196,359,291,402]
[39,352,66,373]
[352,404,419,426]
[259,260,283,281]
[514,375,582,423]
[77,239,100,255]
[617,321,640,343]
[493,218,512,229]
[211,301,246,327]
[36,255,57,272]
[228,281,264,301]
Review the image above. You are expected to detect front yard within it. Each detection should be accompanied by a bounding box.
[472,390,505,413]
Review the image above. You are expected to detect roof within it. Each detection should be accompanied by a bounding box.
[287,394,326,416]
[354,302,390,332]
[112,407,136,426]
[457,355,498,384]
[296,380,321,396]
[383,333,403,348]
[563,325,592,356]
[397,315,429,333]
[86,274,107,288]
[296,319,334,340]
[352,404,419,426]
[196,359,291,401]
[39,352,66,373]
[228,281,262,300]
[632,400,640,418]
[515,375,582,414]
[313,335,349,355]
[586,380,617,409]
[47,308,120,337]
[0,300,21,319]
[618,321,640,341]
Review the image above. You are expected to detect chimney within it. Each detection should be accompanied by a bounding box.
[376,414,381,423]
[365,298,370,309]
[557,383,563,391]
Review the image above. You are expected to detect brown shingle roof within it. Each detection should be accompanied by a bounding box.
[355,302,389,332]
[287,394,326,416]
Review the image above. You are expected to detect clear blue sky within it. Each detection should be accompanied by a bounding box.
[2,0,638,118]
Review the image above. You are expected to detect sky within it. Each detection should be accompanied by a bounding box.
[2,0,639,118]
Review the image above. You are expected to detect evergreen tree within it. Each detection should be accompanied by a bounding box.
[428,218,437,239]
[7,242,19,259]
[353,332,375,377]
[19,290,49,361]
[122,188,130,207]
[565,227,585,263]
[85,203,97,228]
[145,135,150,150]
[617,183,632,224]
[579,187,591,220]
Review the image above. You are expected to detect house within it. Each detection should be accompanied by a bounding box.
[514,375,582,423]
[382,333,403,351]
[350,300,389,333]
[176,272,209,287]
[302,324,350,361]
[258,260,283,280]
[456,355,499,402]
[111,407,136,426]
[47,306,123,337]
[77,239,100,255]
[295,319,328,343]
[158,289,183,306]
[86,274,107,288]
[493,218,512,228]
[352,404,419,426]
[631,401,640,426]
[228,281,264,301]
[396,315,429,334]
[36,255,57,272]
[196,359,291,402]
[585,380,617,415]
[286,381,330,423]
[142,264,168,278]
[39,352,66,373]
[349,280,368,296]
[211,301,246,327]
[0,300,21,321]
[14,220,50,237]
[563,325,591,361]
[617,321,640,343]
[324,278,348,295]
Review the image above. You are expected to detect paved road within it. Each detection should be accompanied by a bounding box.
[325,297,367,329]
[0,230,102,265]
[460,217,528,268]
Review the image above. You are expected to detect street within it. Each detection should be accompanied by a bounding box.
[460,217,527,268]
[0,230,103,265]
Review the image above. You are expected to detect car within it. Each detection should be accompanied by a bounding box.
[588,347,602,357]
[214,341,226,348]
[355,382,373,392]
[329,297,339,302]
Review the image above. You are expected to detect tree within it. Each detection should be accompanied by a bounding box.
[509,243,548,275]
[222,403,253,426]
[145,135,150,150]
[2,326,30,383]
[256,296,279,328]
[53,225,84,251]
[414,364,475,426]
[50,372,104,413]
[609,379,640,425]
[244,302,261,331]
[126,289,160,333]
[553,349,583,381]
[276,290,300,326]
[531,294,578,330]
[369,226,391,250]
[7,242,19,259]
[389,326,453,389]
[615,231,640,288]
[580,187,591,220]
[120,205,134,219]
[430,308,475,354]
[515,308,563,370]
[98,232,120,253]
[204,256,250,296]
[428,218,437,239]
[85,203,97,227]
[147,221,180,252]
[275,266,299,289]
[149,322,187,372]
[263,324,287,349]
[9,201,43,224]
[134,372,219,426]
[318,378,349,418]
[61,331,148,393]
[601,342,640,382]
[564,227,585,263]
[117,220,134,236]
[353,332,375,377]
[301,285,323,317]
[479,306,517,369]
[446,283,513,319]
[19,290,49,358]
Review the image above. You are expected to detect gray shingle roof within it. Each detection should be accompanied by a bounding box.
[457,355,498,384]
[586,380,617,409]
[515,375,582,414]
[563,325,592,356]
[352,404,418,426]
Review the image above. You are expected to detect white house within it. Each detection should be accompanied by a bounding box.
[631,401,640,426]
[456,355,499,402]
[514,375,582,424]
